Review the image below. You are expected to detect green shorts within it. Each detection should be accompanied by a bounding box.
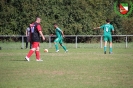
[54,37,63,44]
[103,35,112,42]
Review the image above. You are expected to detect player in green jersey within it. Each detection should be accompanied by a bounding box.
[94,19,114,54]
[53,23,68,52]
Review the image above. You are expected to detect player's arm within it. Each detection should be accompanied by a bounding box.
[50,33,55,37]
[26,29,28,36]
[94,25,104,30]
[93,27,101,30]
[50,34,54,36]
[57,28,64,37]
[112,25,115,34]
[39,31,45,41]
[37,25,45,41]
[112,30,114,34]
[61,31,64,37]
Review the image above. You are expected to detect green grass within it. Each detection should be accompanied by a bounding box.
[0,42,133,49]
[0,43,133,88]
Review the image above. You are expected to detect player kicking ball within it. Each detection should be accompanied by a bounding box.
[94,19,114,54]
[53,23,68,52]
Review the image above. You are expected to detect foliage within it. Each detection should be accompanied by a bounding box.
[0,0,133,35]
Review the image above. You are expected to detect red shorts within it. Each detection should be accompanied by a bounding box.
[31,42,40,48]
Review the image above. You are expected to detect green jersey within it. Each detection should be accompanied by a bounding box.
[100,24,114,36]
[55,27,62,38]
[54,27,67,51]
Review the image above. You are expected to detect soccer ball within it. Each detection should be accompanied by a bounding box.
[44,49,48,52]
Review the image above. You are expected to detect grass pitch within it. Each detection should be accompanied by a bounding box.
[0,45,133,88]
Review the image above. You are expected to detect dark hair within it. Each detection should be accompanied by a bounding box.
[35,17,40,21]
[53,23,58,25]
[106,19,110,23]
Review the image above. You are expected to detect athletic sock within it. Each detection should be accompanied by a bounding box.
[55,44,58,51]
[104,46,107,52]
[110,47,112,53]
[62,45,67,51]
[35,51,40,60]
[27,50,34,58]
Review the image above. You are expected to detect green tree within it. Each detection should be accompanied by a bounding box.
[0,0,133,36]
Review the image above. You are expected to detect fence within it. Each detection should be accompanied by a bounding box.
[0,35,133,49]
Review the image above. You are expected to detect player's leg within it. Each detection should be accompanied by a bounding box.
[25,42,36,61]
[104,41,107,54]
[26,37,28,49]
[26,42,28,49]
[109,42,112,54]
[59,39,67,52]
[54,38,59,52]
[35,46,40,60]
[109,36,113,54]
[28,37,32,49]
[34,42,42,61]
[35,44,43,61]
[30,42,32,49]
[104,36,108,54]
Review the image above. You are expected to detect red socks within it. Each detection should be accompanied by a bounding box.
[27,50,34,58]
[26,50,40,60]
[35,51,40,60]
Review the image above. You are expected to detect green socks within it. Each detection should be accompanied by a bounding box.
[55,44,58,51]
[110,47,112,53]
[104,46,107,52]
[104,46,112,53]
[62,45,67,51]
[55,43,67,51]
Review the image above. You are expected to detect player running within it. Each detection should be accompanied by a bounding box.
[94,19,114,54]
[25,17,45,61]
[53,23,68,52]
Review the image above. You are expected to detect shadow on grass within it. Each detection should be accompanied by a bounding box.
[10,59,26,61]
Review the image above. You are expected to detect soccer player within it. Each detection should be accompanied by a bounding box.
[25,17,45,61]
[94,19,114,54]
[53,23,68,52]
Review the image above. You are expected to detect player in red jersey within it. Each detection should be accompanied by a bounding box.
[25,17,45,61]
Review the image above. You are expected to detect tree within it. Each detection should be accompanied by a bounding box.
[0,0,133,36]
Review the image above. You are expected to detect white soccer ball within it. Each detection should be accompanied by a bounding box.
[44,49,48,52]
